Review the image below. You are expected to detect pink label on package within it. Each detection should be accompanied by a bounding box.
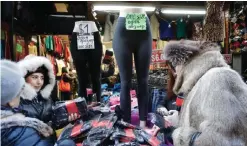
[86,88,93,96]
[130,90,136,98]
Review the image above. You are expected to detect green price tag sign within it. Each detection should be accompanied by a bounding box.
[126,13,146,30]
[16,43,22,53]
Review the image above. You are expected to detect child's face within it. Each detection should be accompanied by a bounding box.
[26,73,44,92]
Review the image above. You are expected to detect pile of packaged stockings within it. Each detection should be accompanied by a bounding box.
[57,112,174,146]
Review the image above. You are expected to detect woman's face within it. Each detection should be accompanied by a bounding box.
[26,73,44,92]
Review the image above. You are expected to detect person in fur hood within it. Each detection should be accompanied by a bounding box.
[17,55,79,128]
[163,40,247,146]
[0,59,54,146]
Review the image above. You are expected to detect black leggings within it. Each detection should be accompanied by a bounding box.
[70,32,102,102]
[113,17,152,122]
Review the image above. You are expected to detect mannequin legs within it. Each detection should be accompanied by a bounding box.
[113,17,152,124]
[70,32,102,102]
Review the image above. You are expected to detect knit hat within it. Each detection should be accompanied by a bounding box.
[1,60,25,105]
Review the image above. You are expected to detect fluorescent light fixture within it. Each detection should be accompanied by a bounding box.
[93,5,155,12]
[50,15,85,18]
[162,9,206,15]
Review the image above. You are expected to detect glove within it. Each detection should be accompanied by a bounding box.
[164,110,179,127]
[157,107,169,116]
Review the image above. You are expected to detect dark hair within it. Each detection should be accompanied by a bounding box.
[62,67,68,74]
[25,65,49,90]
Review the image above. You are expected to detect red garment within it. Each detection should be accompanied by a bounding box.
[152,40,157,50]
[54,36,63,55]
[46,54,57,75]
[64,46,71,62]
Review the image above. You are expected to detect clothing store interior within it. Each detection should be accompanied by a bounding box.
[1,1,247,146]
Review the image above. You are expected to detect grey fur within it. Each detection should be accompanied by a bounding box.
[1,110,53,137]
[163,41,247,146]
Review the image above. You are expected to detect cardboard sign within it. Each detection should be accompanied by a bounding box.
[151,50,166,63]
[125,13,146,30]
[77,35,94,50]
[77,22,95,50]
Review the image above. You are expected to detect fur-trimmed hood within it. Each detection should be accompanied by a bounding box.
[1,109,53,137]
[18,55,55,100]
[163,40,229,95]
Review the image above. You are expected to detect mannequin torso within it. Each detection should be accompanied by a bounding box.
[119,8,147,17]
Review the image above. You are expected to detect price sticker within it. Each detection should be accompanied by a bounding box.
[125,13,146,30]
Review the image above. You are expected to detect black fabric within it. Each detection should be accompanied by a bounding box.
[112,17,152,122]
[1,127,54,146]
[186,18,193,39]
[102,64,115,78]
[51,81,59,102]
[61,91,71,101]
[19,93,53,123]
[70,31,102,102]
[62,74,70,83]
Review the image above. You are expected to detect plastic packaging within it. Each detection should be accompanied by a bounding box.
[116,121,139,129]
[115,142,141,146]
[139,129,165,146]
[111,128,144,143]
[52,97,88,129]
[83,113,118,146]
[57,121,92,141]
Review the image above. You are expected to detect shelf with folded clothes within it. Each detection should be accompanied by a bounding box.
[229,3,247,53]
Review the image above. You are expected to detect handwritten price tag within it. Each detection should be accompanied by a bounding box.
[77,35,95,50]
[125,13,146,30]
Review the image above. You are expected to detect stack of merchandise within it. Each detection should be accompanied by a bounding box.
[53,85,174,145]
[148,69,169,87]
[56,108,173,146]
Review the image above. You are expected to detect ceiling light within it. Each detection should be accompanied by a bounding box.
[162,9,206,15]
[93,5,155,12]
[49,15,85,18]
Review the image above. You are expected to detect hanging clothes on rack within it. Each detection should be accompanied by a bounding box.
[45,35,54,52]
[28,41,38,55]
[15,36,26,61]
[192,22,203,41]
[53,36,63,55]
[203,1,225,41]
[150,13,160,40]
[1,22,11,60]
[55,58,66,79]
[176,18,187,39]
[103,13,118,42]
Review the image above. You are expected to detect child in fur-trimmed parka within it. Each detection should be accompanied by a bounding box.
[163,40,247,146]
[0,59,54,146]
[17,55,79,129]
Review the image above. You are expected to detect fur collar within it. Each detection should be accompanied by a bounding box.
[163,40,229,95]
[18,56,55,100]
[1,109,53,137]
